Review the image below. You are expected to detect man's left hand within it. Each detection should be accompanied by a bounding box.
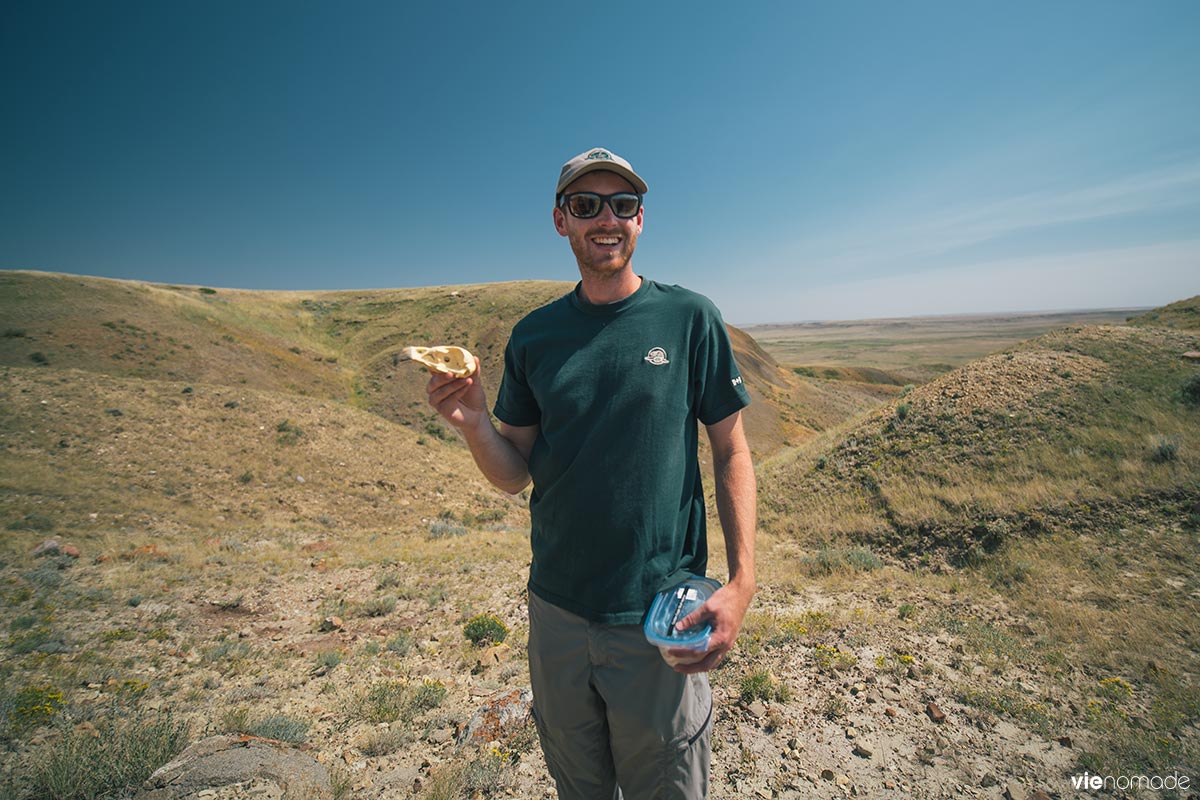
[666,578,754,674]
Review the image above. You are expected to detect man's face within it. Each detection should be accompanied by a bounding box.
[553,170,644,279]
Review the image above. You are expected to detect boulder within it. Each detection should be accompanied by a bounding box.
[457,687,533,747]
[134,734,332,800]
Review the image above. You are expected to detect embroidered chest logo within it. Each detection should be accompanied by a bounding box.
[644,347,670,366]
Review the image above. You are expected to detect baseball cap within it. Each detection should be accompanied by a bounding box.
[556,147,649,200]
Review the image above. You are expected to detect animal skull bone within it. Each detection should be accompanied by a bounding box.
[400,345,477,377]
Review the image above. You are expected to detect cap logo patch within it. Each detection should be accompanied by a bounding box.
[586,150,614,161]
[644,347,670,366]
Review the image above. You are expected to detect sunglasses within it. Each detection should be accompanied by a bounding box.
[559,192,643,219]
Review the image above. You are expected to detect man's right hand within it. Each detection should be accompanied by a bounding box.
[426,354,487,431]
[423,354,536,495]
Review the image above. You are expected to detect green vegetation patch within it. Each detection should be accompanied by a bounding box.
[463,613,508,646]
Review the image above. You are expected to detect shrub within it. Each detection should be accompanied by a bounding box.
[802,547,882,576]
[377,571,403,590]
[424,421,455,442]
[1148,435,1179,463]
[360,595,397,618]
[358,726,407,757]
[896,402,911,421]
[4,685,65,735]
[463,614,508,646]
[386,631,414,657]
[428,519,468,539]
[7,513,55,532]
[248,714,309,743]
[361,681,407,723]
[812,644,857,673]
[1180,373,1200,407]
[739,668,788,703]
[21,712,187,800]
[201,637,253,668]
[822,694,849,719]
[315,650,343,670]
[275,419,303,445]
[407,679,448,714]
[29,352,49,365]
[462,748,516,796]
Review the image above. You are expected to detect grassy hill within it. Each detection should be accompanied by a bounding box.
[759,323,1199,560]
[3,270,1197,797]
[0,271,882,469]
[756,318,1200,777]
[1128,294,1200,331]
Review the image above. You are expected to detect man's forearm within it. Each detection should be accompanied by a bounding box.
[461,418,532,495]
[714,445,756,592]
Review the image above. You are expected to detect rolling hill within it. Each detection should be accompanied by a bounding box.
[2,272,1197,798]
[0,270,888,536]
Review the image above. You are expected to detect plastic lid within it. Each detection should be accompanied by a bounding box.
[643,576,722,651]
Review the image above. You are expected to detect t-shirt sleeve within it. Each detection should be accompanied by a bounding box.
[493,336,541,427]
[694,304,752,426]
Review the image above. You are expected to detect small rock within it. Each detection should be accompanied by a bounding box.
[1030,792,1053,800]
[295,475,306,483]
[926,702,946,724]
[1003,785,1027,800]
[746,700,767,719]
[820,769,835,781]
[32,539,61,557]
[844,727,858,739]
[835,774,850,787]
[319,616,344,632]
[852,742,873,758]
[1057,735,1072,748]
[884,707,897,717]
[61,544,81,558]
[1182,351,1200,361]
[476,643,512,670]
[106,408,123,417]
[429,728,453,744]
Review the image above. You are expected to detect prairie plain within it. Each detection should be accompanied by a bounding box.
[0,271,1197,800]
[745,309,1144,384]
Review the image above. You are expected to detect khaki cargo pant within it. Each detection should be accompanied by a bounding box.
[527,591,712,800]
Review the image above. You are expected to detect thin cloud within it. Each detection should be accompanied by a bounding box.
[719,239,1200,324]
[783,160,1200,279]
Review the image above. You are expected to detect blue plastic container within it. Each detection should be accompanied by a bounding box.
[643,576,722,666]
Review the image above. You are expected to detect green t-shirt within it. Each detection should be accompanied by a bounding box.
[494,278,751,624]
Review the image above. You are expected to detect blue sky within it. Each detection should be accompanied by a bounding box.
[1,1,1197,324]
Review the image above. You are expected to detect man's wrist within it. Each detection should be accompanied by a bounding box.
[727,572,756,598]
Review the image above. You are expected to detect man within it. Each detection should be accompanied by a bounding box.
[426,147,756,799]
